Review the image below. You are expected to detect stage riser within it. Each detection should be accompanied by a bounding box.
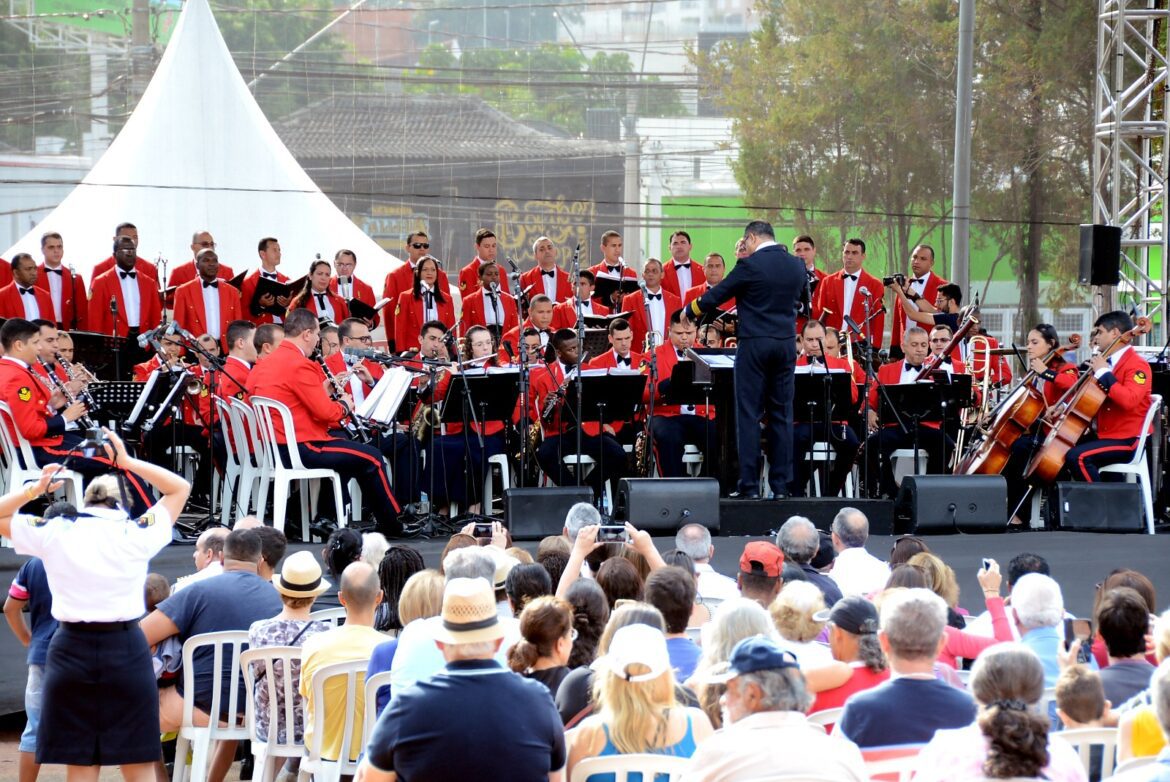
[719,498,895,537]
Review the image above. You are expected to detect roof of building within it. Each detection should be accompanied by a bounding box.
[274,93,621,163]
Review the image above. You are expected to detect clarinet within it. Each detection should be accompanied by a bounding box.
[54,352,99,411]
[37,357,96,430]
[312,350,374,443]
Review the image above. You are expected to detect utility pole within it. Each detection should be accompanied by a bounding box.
[950,0,974,298]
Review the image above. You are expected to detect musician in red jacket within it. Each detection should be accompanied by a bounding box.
[394,257,456,352]
[889,245,947,358]
[862,326,952,498]
[240,237,289,326]
[457,228,498,298]
[287,259,350,326]
[589,230,638,307]
[585,318,644,441]
[459,261,518,339]
[812,238,885,348]
[36,232,88,330]
[1064,310,1153,482]
[789,319,861,497]
[0,318,154,516]
[246,309,403,536]
[88,237,162,375]
[500,294,555,361]
[552,271,609,330]
[0,254,54,322]
[661,230,699,299]
[91,222,158,281]
[532,328,631,498]
[520,236,573,303]
[329,249,379,328]
[621,259,681,352]
[647,310,716,478]
[381,231,452,339]
[683,252,736,311]
[167,231,236,306]
[172,249,242,346]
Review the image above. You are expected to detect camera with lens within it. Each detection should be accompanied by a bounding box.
[80,427,109,456]
[882,273,907,287]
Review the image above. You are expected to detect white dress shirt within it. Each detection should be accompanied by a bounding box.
[17,285,40,320]
[695,562,740,603]
[828,546,891,597]
[482,287,503,326]
[336,276,353,300]
[420,284,438,322]
[905,273,930,332]
[842,272,860,318]
[44,264,64,321]
[900,360,926,383]
[201,280,222,339]
[574,298,594,318]
[118,269,141,328]
[645,288,666,341]
[1095,345,1129,379]
[672,260,694,293]
[312,289,335,323]
[539,267,558,299]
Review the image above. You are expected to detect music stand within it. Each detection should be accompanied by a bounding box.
[582,328,611,361]
[561,373,646,491]
[927,371,973,437]
[88,381,145,428]
[441,370,520,514]
[122,368,185,439]
[879,383,947,474]
[795,369,854,491]
[68,330,130,381]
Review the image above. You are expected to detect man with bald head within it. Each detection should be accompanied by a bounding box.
[300,561,385,761]
[167,231,236,303]
[520,235,572,302]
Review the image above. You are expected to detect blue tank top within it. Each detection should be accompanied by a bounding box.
[587,712,696,782]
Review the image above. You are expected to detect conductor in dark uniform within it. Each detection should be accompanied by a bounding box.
[685,221,805,498]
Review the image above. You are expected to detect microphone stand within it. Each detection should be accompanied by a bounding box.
[570,243,585,480]
[110,296,121,380]
[174,328,228,531]
[156,255,169,324]
[447,335,488,518]
[641,286,658,477]
[67,264,79,330]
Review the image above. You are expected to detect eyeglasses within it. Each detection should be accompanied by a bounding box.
[411,242,430,249]
[930,338,950,343]
[354,335,373,344]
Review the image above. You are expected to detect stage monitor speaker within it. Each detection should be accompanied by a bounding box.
[895,475,1007,534]
[1079,224,1122,286]
[618,478,720,534]
[1052,482,1145,532]
[505,486,594,540]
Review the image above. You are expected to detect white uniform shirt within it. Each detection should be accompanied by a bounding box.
[420,284,438,323]
[336,276,353,300]
[482,288,503,326]
[645,288,666,342]
[905,273,930,332]
[672,260,694,293]
[539,268,559,299]
[44,265,65,321]
[17,286,41,320]
[118,269,142,328]
[842,272,860,319]
[312,290,335,323]
[10,503,173,622]
[201,281,222,339]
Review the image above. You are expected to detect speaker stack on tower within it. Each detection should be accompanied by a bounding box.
[1079,224,1122,286]
[894,475,1008,534]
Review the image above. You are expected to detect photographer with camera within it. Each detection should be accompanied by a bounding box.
[554,521,667,599]
[890,279,964,335]
[0,318,155,517]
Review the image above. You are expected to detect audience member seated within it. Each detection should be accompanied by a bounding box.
[777,516,843,606]
[681,636,869,782]
[1011,573,1093,688]
[736,541,784,609]
[254,526,287,583]
[565,624,714,778]
[913,643,1087,782]
[1110,659,1170,781]
[366,569,444,716]
[372,545,425,634]
[508,595,575,696]
[565,580,609,669]
[888,535,931,567]
[1118,610,1170,765]
[1091,569,1158,669]
[827,507,890,598]
[908,551,967,629]
[141,528,283,782]
[645,566,703,682]
[689,598,779,729]
[246,551,330,780]
[661,551,713,628]
[299,561,385,763]
[506,562,554,616]
[1097,587,1158,707]
[1056,664,1109,731]
[810,595,890,714]
[315,528,363,610]
[886,563,930,590]
[837,588,977,748]
[769,581,833,668]
[937,557,1013,669]
[172,527,228,593]
[358,577,566,781]
[675,523,740,604]
[967,551,1054,640]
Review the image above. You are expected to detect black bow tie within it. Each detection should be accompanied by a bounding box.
[606,265,621,273]
[203,280,219,289]
[844,274,857,281]
[906,364,922,371]
[674,262,691,270]
[45,267,63,276]
[18,287,34,296]
[647,293,662,301]
[617,356,630,366]
[677,350,685,359]
[337,277,350,285]
[261,272,278,280]
[120,271,136,280]
[542,269,556,277]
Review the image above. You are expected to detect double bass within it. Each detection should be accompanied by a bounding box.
[953,333,1081,476]
[1024,316,1151,484]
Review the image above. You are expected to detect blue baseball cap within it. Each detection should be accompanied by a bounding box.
[705,635,800,683]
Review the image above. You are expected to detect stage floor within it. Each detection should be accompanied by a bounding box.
[0,528,1166,715]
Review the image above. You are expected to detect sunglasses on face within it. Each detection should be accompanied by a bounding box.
[411,242,430,249]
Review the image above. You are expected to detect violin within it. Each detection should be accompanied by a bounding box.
[1024,317,1151,484]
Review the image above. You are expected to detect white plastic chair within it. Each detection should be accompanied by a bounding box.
[213,396,243,527]
[682,444,704,478]
[362,670,393,746]
[0,401,85,508]
[173,630,251,782]
[1053,726,1120,778]
[1111,755,1157,775]
[891,448,928,487]
[1099,393,1162,534]
[481,453,513,513]
[570,754,691,782]
[228,397,265,521]
[239,646,306,782]
[298,659,369,782]
[251,397,345,542]
[807,441,854,498]
[806,706,844,728]
[862,747,920,782]
[308,607,347,628]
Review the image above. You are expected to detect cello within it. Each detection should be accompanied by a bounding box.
[1024,316,1151,484]
[953,333,1081,476]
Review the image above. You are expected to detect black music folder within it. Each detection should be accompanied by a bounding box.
[250,274,306,316]
[592,277,640,305]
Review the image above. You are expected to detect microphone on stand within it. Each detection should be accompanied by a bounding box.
[109,296,118,316]
[858,286,871,299]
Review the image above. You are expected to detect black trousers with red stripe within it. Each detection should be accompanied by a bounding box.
[295,439,402,535]
[33,434,154,518]
[1065,435,1140,482]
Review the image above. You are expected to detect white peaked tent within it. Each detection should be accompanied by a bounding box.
[3,0,403,288]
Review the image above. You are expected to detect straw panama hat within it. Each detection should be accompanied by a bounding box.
[434,577,506,645]
[272,550,330,598]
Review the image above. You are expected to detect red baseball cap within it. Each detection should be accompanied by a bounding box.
[739,541,784,578]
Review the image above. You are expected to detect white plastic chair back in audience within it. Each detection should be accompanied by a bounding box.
[955,667,972,685]
[308,607,347,628]
[747,775,847,782]
[250,396,345,542]
[362,670,393,747]
[299,658,368,782]
[1111,755,1157,775]
[570,754,691,782]
[239,646,305,782]
[1053,726,1120,778]
[173,630,251,782]
[228,397,264,519]
[213,396,242,527]
[863,752,919,782]
[806,706,844,728]
[1099,393,1162,533]
[0,400,85,509]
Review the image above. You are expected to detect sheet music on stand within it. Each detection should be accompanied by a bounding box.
[358,367,412,427]
[122,368,185,436]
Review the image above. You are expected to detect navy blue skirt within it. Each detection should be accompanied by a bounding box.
[38,622,161,766]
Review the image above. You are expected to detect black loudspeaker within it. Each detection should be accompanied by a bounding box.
[1052,482,1145,532]
[895,475,1007,534]
[505,486,593,540]
[717,497,896,537]
[617,478,720,534]
[1079,224,1122,286]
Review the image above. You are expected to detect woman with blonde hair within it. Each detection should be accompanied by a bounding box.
[909,551,966,628]
[565,624,713,779]
[769,581,833,667]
